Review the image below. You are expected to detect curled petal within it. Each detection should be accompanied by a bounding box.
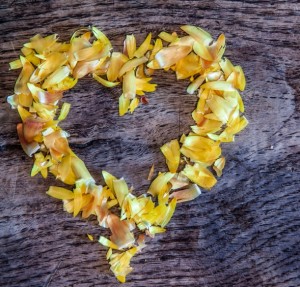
[155,45,192,68]
[213,157,226,177]
[160,139,180,173]
[181,25,212,45]
[92,26,112,48]
[170,184,201,203]
[23,117,45,142]
[119,94,130,116]
[93,73,119,87]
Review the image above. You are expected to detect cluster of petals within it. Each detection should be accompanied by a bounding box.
[8,25,247,282]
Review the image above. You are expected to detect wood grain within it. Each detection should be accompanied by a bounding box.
[0,1,300,286]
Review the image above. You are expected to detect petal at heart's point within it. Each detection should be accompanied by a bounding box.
[8,25,248,283]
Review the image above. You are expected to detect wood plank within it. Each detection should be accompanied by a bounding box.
[0,1,299,286]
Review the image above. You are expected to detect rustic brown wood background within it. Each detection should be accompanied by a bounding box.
[0,0,299,286]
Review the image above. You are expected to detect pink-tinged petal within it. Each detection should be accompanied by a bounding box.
[155,45,192,68]
[17,123,40,157]
[23,117,45,142]
[170,184,201,203]
[107,214,135,249]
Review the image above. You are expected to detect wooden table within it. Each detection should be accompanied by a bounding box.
[1,1,299,286]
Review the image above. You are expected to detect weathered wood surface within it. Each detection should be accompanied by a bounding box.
[0,0,300,286]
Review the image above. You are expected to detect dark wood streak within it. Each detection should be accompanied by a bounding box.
[0,0,300,286]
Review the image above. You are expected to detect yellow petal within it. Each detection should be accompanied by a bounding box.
[170,173,189,190]
[160,139,180,173]
[148,172,174,199]
[175,52,202,80]
[58,102,71,121]
[190,119,222,136]
[50,77,78,91]
[73,186,83,217]
[24,34,58,54]
[102,170,117,193]
[42,66,70,89]
[92,26,112,48]
[93,73,119,87]
[134,33,152,58]
[181,25,212,45]
[118,56,148,77]
[47,186,74,200]
[129,98,139,113]
[147,226,166,236]
[182,164,217,189]
[107,52,128,82]
[201,81,235,92]
[74,40,109,62]
[17,105,32,121]
[149,38,163,61]
[87,234,94,241]
[187,75,205,94]
[124,35,136,59]
[14,56,35,95]
[180,134,221,163]
[23,117,45,142]
[30,52,67,83]
[206,93,235,123]
[57,154,77,185]
[147,164,155,181]
[9,59,22,70]
[119,94,130,116]
[113,178,129,207]
[135,77,157,93]
[122,70,136,99]
[158,31,178,42]
[99,236,119,249]
[71,156,94,181]
[160,198,177,227]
